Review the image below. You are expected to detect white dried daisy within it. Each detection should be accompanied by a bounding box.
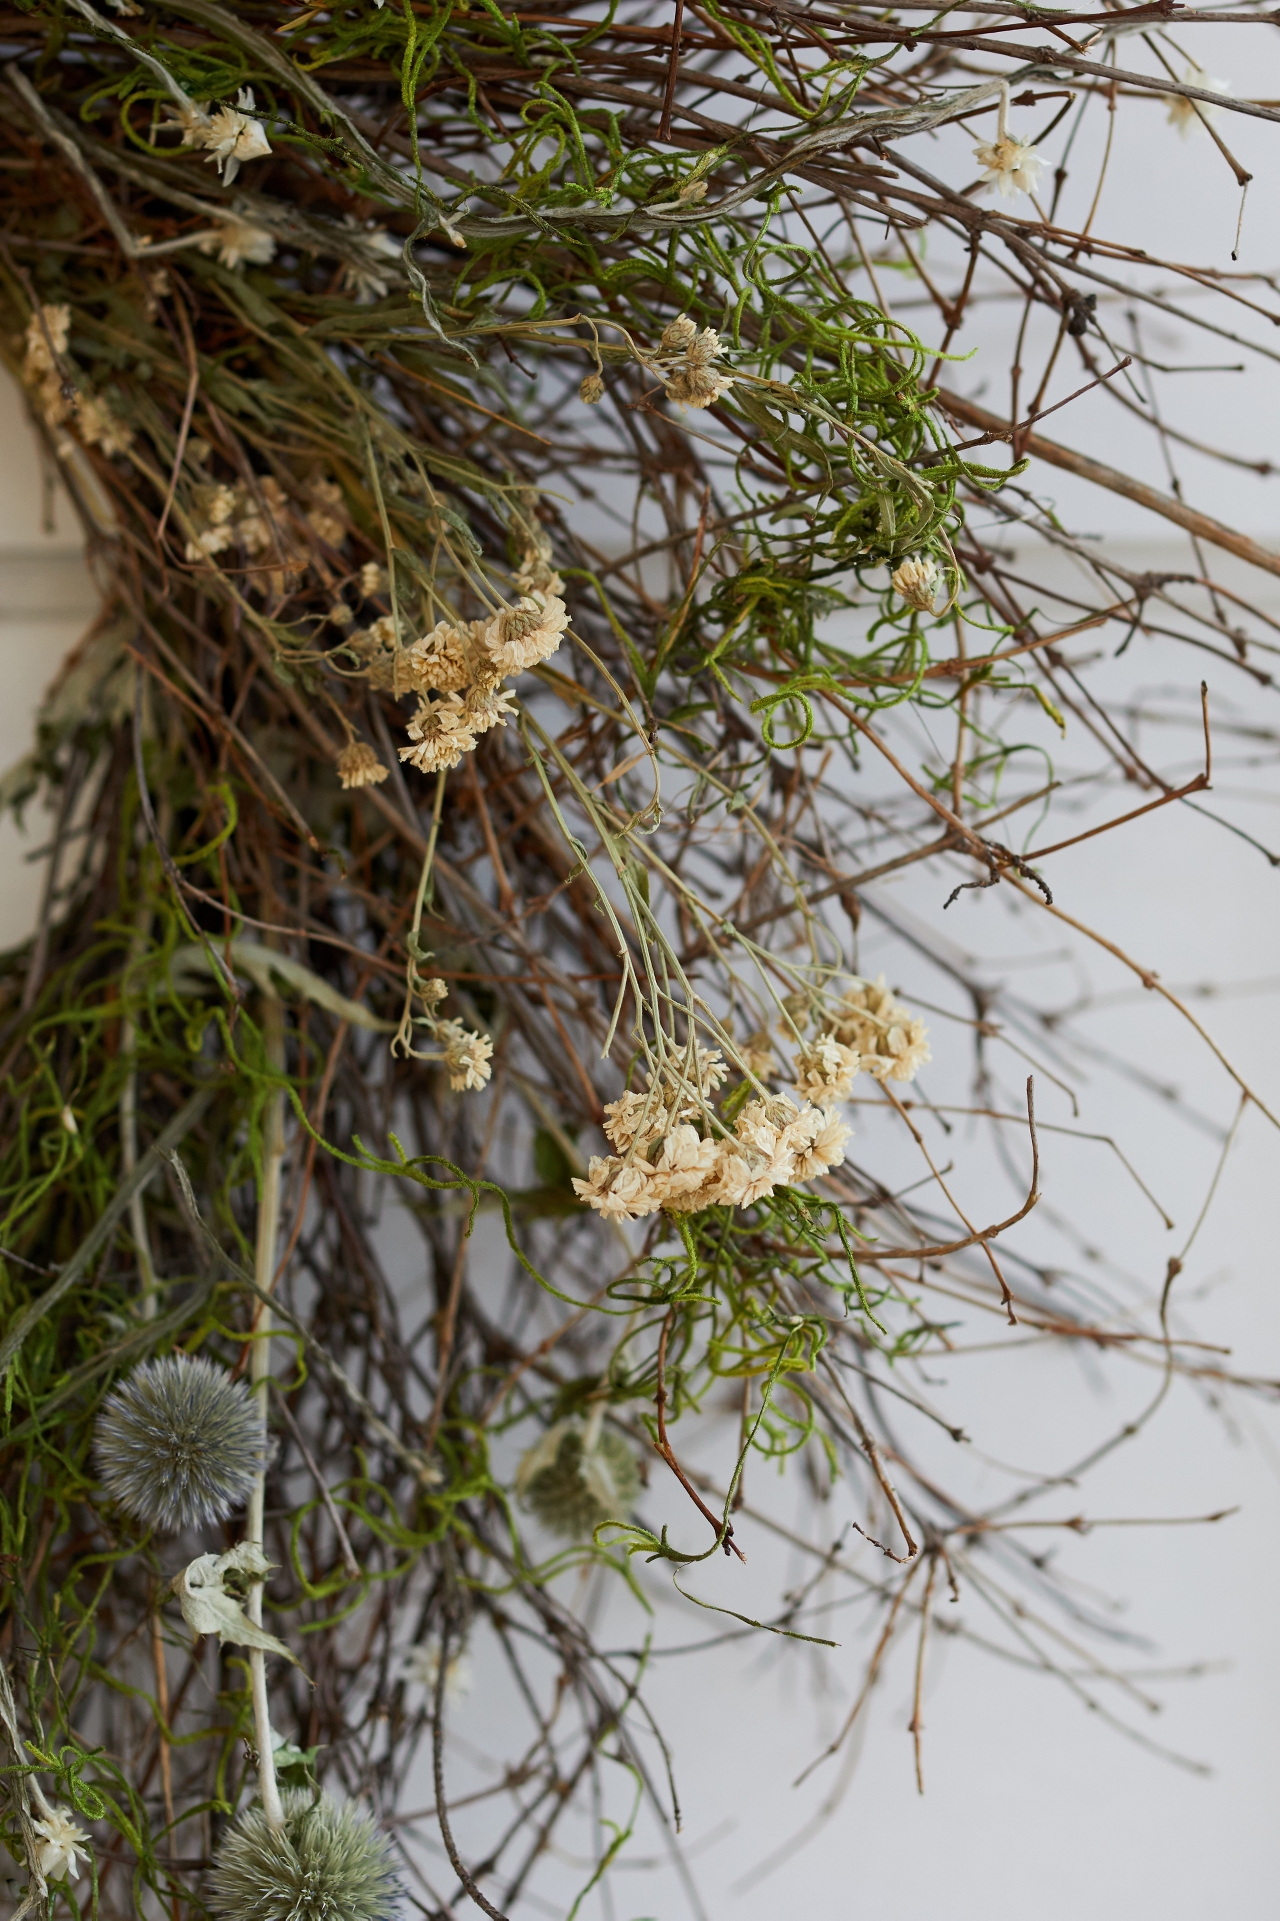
[437,1018,494,1091]
[571,1154,662,1220]
[402,1640,472,1700]
[891,554,938,614]
[201,88,272,185]
[405,620,473,694]
[481,595,569,674]
[973,132,1043,199]
[32,1807,90,1884]
[1166,66,1228,135]
[200,219,276,271]
[94,1353,267,1533]
[398,693,478,773]
[794,1036,860,1108]
[787,1106,852,1182]
[462,684,518,737]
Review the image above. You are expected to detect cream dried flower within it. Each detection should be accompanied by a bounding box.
[697,1048,730,1094]
[739,1028,776,1080]
[305,477,346,547]
[653,1123,720,1198]
[75,391,131,456]
[200,219,276,270]
[711,1144,790,1209]
[795,1035,860,1108]
[201,88,272,185]
[360,560,388,597]
[162,100,213,147]
[406,619,473,694]
[660,314,699,354]
[1166,66,1228,135]
[601,1089,667,1153]
[864,1015,931,1084]
[665,364,734,410]
[572,1154,662,1220]
[891,554,938,614]
[23,302,70,377]
[579,372,605,403]
[438,1018,494,1091]
[462,684,518,736]
[787,1106,852,1182]
[482,595,569,674]
[185,522,236,562]
[828,975,931,1083]
[399,693,478,772]
[402,1640,472,1699]
[512,533,564,600]
[33,1807,90,1884]
[336,741,389,790]
[973,132,1043,199]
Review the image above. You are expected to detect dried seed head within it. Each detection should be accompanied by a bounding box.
[209,1791,401,1921]
[516,1420,640,1538]
[579,372,605,404]
[94,1354,268,1533]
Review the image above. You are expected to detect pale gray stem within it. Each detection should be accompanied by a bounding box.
[248,993,287,1831]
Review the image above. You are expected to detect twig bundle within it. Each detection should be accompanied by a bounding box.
[0,0,1277,1914]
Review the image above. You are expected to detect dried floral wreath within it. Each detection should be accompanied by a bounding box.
[0,0,1277,1916]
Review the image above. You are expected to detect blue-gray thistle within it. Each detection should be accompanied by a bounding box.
[93,1353,267,1533]
[210,1792,401,1921]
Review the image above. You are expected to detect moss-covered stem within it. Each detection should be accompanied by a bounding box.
[248,992,287,1832]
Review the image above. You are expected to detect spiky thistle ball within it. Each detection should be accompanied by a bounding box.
[210,1792,401,1921]
[516,1418,640,1539]
[93,1353,267,1533]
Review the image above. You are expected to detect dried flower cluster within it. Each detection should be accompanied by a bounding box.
[653,314,735,410]
[572,1049,854,1221]
[20,302,131,458]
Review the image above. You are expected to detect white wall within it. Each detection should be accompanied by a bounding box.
[0,378,97,950]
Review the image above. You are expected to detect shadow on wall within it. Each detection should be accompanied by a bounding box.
[0,375,99,949]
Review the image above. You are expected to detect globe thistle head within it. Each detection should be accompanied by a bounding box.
[93,1353,268,1533]
[210,1791,401,1921]
[516,1418,640,1539]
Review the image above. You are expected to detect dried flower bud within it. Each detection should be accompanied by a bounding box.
[579,372,605,404]
[336,741,389,789]
[890,555,938,615]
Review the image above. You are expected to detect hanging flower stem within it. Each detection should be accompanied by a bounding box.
[247,991,286,1832]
